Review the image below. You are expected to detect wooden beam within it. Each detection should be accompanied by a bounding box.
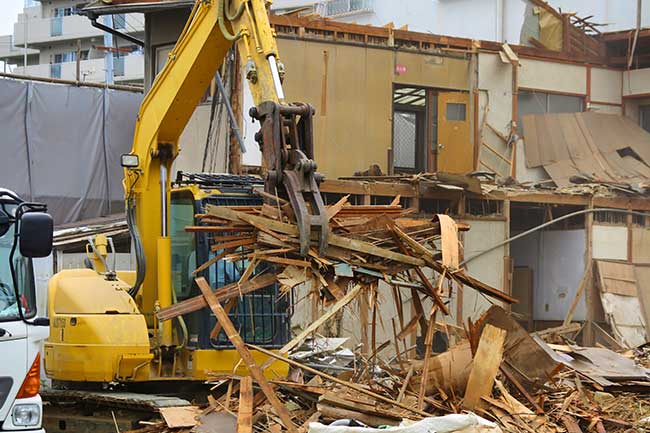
[197,278,297,432]
[237,376,253,433]
[462,324,506,410]
[249,344,430,418]
[156,273,277,321]
[562,261,593,326]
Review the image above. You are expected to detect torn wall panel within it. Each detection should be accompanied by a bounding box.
[596,260,647,348]
[477,53,514,177]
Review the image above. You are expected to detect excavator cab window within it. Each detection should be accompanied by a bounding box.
[170,191,197,300]
[170,180,290,350]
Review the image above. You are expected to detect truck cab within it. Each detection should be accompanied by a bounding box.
[0,189,53,432]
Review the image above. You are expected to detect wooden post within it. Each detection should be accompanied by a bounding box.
[584,200,594,345]
[197,278,297,432]
[359,284,369,356]
[627,205,633,263]
[237,376,253,433]
[503,199,512,311]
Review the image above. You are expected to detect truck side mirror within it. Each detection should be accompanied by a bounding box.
[19,212,53,258]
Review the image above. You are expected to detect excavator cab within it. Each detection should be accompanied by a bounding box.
[169,172,290,375]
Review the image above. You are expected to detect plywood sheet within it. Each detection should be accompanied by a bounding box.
[596,260,638,297]
[522,112,650,187]
[279,39,392,179]
[394,52,470,90]
[159,406,200,428]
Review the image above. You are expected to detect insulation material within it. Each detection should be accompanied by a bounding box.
[591,68,623,104]
[0,78,143,225]
[632,227,650,264]
[518,58,586,95]
[521,112,650,187]
[596,260,647,348]
[592,225,628,260]
[534,7,563,51]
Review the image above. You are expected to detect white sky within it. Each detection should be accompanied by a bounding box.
[0,0,23,35]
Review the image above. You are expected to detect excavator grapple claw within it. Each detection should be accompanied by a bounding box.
[252,101,329,256]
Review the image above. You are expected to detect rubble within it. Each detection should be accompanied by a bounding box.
[134,199,650,433]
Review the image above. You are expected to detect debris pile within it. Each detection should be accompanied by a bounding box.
[134,198,650,433]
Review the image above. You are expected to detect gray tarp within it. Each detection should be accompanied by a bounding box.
[0,78,143,225]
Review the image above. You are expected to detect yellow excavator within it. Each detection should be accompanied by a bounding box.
[44,0,328,386]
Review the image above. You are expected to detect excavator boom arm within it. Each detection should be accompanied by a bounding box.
[121,0,327,345]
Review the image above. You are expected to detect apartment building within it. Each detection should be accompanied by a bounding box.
[273,0,647,43]
[0,0,145,84]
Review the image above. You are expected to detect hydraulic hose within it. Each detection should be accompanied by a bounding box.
[127,200,146,298]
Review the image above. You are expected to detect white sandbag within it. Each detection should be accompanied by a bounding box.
[308,413,503,433]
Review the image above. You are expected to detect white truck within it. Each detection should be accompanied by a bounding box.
[0,189,52,433]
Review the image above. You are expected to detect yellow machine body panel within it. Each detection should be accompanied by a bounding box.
[46,0,294,385]
[187,350,289,380]
[44,269,152,382]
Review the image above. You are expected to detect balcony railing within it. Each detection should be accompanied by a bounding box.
[13,55,144,83]
[14,14,144,46]
[315,0,374,18]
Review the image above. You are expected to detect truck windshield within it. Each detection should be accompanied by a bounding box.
[0,203,36,321]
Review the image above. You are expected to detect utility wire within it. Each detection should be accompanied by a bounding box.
[461,208,650,266]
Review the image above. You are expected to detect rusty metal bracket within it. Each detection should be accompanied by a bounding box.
[251,101,328,255]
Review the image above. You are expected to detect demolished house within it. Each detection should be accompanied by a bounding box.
[32,0,650,432]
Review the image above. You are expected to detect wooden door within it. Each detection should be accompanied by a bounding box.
[436,92,472,173]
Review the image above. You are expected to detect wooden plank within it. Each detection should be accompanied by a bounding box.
[237,376,253,433]
[563,261,593,326]
[249,344,430,418]
[462,324,506,410]
[156,273,277,321]
[210,237,256,252]
[206,205,424,266]
[418,309,437,410]
[197,278,297,432]
[278,284,363,357]
[326,194,350,220]
[159,406,200,428]
[256,255,311,268]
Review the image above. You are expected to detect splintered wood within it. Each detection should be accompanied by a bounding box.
[140,197,650,433]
